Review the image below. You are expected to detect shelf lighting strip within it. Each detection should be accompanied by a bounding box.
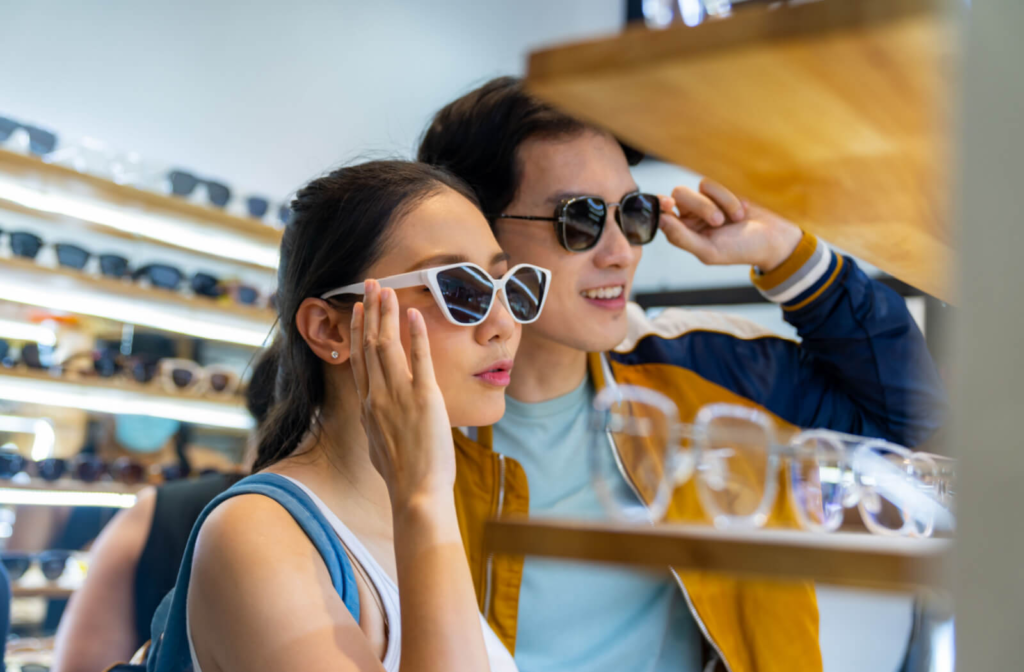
[0,375,255,430]
[0,273,273,347]
[0,487,137,508]
[0,178,280,269]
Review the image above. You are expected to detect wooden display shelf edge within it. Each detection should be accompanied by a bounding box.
[0,255,276,324]
[527,0,939,81]
[12,585,74,599]
[0,149,282,246]
[0,367,248,412]
[0,477,144,495]
[485,518,951,591]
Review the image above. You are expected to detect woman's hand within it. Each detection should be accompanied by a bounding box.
[349,280,456,513]
[658,178,803,272]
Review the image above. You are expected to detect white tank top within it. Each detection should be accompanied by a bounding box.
[187,475,518,672]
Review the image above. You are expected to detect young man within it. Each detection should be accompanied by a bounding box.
[419,77,946,672]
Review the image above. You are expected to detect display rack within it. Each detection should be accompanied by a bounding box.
[0,368,254,430]
[0,148,281,269]
[484,518,950,591]
[0,256,274,346]
[525,0,953,302]
[12,586,75,599]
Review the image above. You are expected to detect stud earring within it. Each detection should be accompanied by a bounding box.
[330,351,339,359]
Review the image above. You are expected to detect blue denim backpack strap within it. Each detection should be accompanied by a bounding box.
[146,473,360,672]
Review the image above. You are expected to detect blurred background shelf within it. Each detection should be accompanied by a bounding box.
[526,0,954,301]
[485,518,951,592]
[0,368,254,431]
[0,148,281,269]
[12,586,75,599]
[0,255,274,346]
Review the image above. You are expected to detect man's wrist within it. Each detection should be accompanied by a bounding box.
[756,224,804,273]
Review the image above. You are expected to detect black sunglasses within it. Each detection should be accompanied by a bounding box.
[2,550,72,582]
[168,169,232,208]
[497,191,660,252]
[0,115,58,156]
[133,263,184,290]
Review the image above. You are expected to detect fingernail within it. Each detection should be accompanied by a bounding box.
[713,211,725,225]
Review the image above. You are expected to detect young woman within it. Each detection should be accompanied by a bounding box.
[180,161,548,672]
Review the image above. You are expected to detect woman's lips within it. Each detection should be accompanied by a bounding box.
[474,359,513,387]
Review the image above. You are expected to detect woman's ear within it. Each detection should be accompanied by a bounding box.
[295,297,351,365]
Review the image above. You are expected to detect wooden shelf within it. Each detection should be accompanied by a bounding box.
[0,367,253,430]
[526,0,954,302]
[0,477,143,495]
[0,149,281,269]
[0,255,274,346]
[485,518,951,591]
[12,585,75,599]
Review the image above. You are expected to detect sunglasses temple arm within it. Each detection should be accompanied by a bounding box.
[320,269,428,300]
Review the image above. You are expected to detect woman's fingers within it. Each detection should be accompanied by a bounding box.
[349,302,368,400]
[377,287,412,386]
[671,185,726,227]
[699,178,746,223]
[361,280,387,395]
[407,308,437,392]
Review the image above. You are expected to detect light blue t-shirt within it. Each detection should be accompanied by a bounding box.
[492,376,702,672]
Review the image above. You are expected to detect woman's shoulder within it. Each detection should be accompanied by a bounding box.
[193,491,313,565]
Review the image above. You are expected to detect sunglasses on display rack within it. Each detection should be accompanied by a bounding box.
[0,116,58,156]
[159,358,240,396]
[245,196,270,220]
[1,229,132,278]
[496,191,661,252]
[167,169,232,209]
[0,451,169,486]
[1,551,72,582]
[590,385,955,536]
[322,262,552,326]
[0,342,57,370]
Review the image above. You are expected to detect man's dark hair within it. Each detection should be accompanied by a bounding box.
[418,76,644,224]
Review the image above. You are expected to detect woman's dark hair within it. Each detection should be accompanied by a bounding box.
[245,340,280,427]
[252,160,479,472]
[417,76,644,224]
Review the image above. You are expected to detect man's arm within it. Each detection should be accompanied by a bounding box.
[653,180,946,445]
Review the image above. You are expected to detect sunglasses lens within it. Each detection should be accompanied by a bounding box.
[131,360,158,383]
[171,368,194,388]
[99,255,129,278]
[620,193,660,245]
[562,198,607,251]
[25,126,58,156]
[39,551,69,580]
[210,373,230,392]
[111,457,145,485]
[0,117,17,142]
[169,170,199,196]
[94,351,121,378]
[38,458,67,482]
[236,286,259,305]
[505,266,547,323]
[0,453,26,479]
[55,244,90,269]
[191,273,222,298]
[73,455,105,483]
[247,196,270,219]
[149,265,183,290]
[205,181,231,208]
[2,555,30,580]
[11,232,43,259]
[436,266,495,325]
